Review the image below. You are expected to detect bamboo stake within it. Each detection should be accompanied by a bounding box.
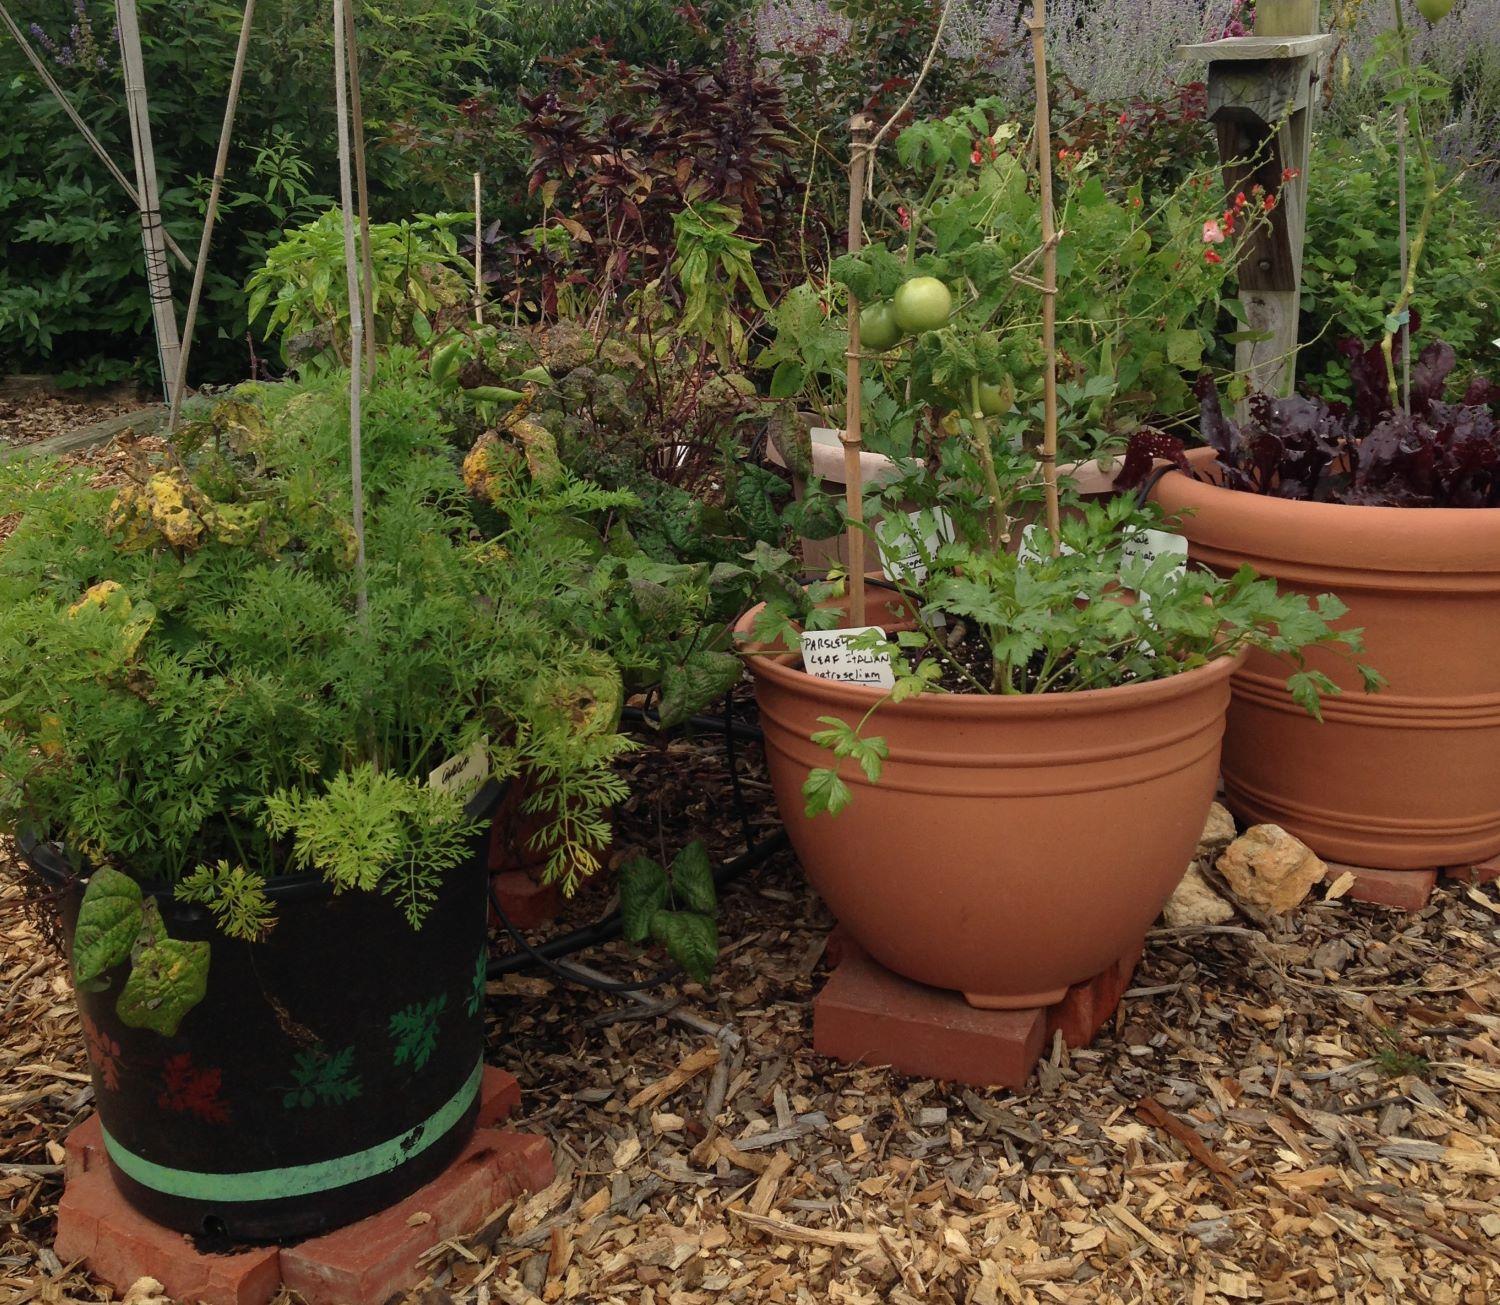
[341,0,377,381]
[841,114,875,629]
[333,0,368,621]
[167,0,257,433]
[473,172,485,325]
[0,1,192,271]
[1027,0,1061,544]
[115,0,182,402]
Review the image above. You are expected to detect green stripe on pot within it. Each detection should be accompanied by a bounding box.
[101,1058,483,1202]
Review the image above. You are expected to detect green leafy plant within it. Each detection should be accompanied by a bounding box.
[619,841,720,983]
[761,491,1380,819]
[246,210,472,367]
[758,98,1257,460]
[2,352,637,1030]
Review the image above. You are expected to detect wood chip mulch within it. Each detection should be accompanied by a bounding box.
[0,389,144,450]
[3,729,1498,1304]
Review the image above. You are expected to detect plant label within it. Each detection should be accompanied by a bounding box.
[428,736,490,801]
[877,508,953,585]
[1122,528,1189,577]
[800,627,896,690]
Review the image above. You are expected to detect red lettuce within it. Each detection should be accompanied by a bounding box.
[1118,332,1500,508]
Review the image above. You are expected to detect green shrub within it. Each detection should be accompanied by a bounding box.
[0,0,489,384]
[1299,136,1500,397]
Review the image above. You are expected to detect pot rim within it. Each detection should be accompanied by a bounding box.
[1152,450,1500,543]
[19,778,506,901]
[734,601,1242,718]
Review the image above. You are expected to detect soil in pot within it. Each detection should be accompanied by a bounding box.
[737,592,1237,1008]
[1153,452,1500,870]
[28,782,502,1243]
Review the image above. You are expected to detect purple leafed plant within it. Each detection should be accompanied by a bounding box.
[1119,332,1500,508]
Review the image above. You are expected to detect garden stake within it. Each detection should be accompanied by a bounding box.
[842,114,874,628]
[342,0,378,383]
[332,0,369,622]
[1027,0,1062,543]
[474,172,485,325]
[115,0,182,402]
[0,2,192,272]
[167,0,258,434]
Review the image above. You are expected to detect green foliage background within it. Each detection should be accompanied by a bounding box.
[0,0,748,385]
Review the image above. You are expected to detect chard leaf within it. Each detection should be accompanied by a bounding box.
[73,868,144,985]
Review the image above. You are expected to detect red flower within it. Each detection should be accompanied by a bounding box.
[1264,193,1278,212]
[972,146,984,165]
[1282,167,1302,183]
[1204,249,1224,265]
[897,205,910,231]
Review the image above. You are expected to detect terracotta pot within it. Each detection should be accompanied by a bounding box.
[1153,451,1500,870]
[736,591,1238,1008]
[765,420,1124,571]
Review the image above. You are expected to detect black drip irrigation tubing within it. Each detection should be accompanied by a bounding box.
[485,703,790,993]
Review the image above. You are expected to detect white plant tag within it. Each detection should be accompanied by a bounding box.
[1017,523,1078,565]
[877,508,953,585]
[428,736,490,801]
[1122,528,1189,578]
[800,627,896,690]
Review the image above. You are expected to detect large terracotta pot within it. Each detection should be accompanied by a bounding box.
[1153,453,1500,870]
[736,592,1238,1008]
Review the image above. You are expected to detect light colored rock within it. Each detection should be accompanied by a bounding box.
[1219,824,1327,915]
[1197,802,1237,864]
[1162,863,1236,927]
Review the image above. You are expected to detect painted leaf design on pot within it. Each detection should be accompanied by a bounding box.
[81,1012,122,1093]
[389,994,447,1071]
[466,949,487,1019]
[158,1053,229,1124]
[282,1045,362,1109]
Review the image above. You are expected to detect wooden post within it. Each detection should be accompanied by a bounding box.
[115,0,182,402]
[1181,10,1331,400]
[841,114,874,629]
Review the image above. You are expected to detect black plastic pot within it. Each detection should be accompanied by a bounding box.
[27,780,501,1243]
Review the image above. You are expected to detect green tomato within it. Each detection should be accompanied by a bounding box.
[892,276,953,335]
[977,380,1014,417]
[1416,0,1454,19]
[859,302,903,353]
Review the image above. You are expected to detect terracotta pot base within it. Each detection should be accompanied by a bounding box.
[963,987,1070,1012]
[814,934,1142,1089]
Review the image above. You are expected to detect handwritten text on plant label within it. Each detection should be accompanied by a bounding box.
[428,736,490,801]
[800,627,896,690]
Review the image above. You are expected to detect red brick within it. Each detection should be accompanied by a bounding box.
[488,871,561,930]
[477,1066,522,1129]
[1047,946,1143,1050]
[55,1168,280,1305]
[63,1112,103,1183]
[813,944,1048,1090]
[279,1129,554,1305]
[1445,856,1500,886]
[1325,862,1438,912]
